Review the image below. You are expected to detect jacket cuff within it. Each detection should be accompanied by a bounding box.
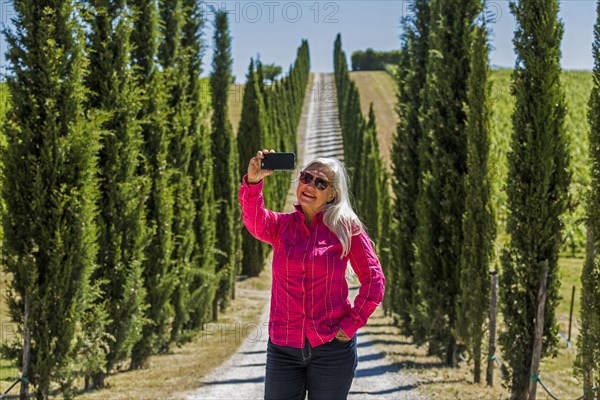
[242,174,264,193]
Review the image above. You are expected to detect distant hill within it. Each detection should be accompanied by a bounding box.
[348,71,398,169]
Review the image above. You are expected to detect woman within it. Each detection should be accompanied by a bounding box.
[239,149,386,400]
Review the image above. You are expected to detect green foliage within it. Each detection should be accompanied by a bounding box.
[262,63,283,82]
[129,0,176,369]
[158,0,198,345]
[499,0,571,397]
[351,48,403,71]
[574,1,600,396]
[211,10,239,316]
[359,105,383,244]
[83,0,150,383]
[413,0,481,365]
[183,1,217,333]
[333,34,385,260]
[456,25,496,384]
[237,59,269,277]
[488,69,591,256]
[389,0,429,338]
[1,2,104,397]
[236,42,309,277]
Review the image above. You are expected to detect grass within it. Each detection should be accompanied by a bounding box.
[355,257,585,400]
[75,267,271,400]
[348,71,398,170]
[228,83,245,135]
[197,78,245,136]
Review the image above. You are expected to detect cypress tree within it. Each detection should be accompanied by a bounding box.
[211,10,239,316]
[575,3,600,396]
[390,0,429,338]
[237,59,269,277]
[1,1,104,397]
[158,0,197,344]
[499,0,570,397]
[129,0,175,368]
[379,170,394,315]
[182,0,217,331]
[359,104,383,245]
[84,0,149,385]
[456,24,496,384]
[413,0,481,364]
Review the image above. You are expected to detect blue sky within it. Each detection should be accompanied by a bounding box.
[199,0,597,82]
[0,1,597,82]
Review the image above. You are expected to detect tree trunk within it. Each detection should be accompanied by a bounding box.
[445,337,457,367]
[487,271,498,386]
[474,339,482,383]
[20,294,30,400]
[528,263,549,400]
[212,295,219,322]
[581,227,595,400]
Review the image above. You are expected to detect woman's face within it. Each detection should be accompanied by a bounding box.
[296,163,336,216]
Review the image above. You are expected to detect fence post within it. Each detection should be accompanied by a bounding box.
[528,261,549,400]
[487,270,498,386]
[568,285,575,346]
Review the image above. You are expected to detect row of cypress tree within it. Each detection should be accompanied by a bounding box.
[386,0,579,398]
[0,2,308,398]
[576,2,600,398]
[332,34,392,283]
[387,0,493,377]
[237,42,310,278]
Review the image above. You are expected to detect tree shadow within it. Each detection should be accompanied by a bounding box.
[414,378,464,386]
[240,350,266,355]
[236,362,266,367]
[202,376,265,385]
[357,338,414,348]
[350,384,416,396]
[358,352,386,362]
[355,358,445,379]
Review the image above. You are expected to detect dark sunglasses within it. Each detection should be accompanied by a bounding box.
[299,171,331,190]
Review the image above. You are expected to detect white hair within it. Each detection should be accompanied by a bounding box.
[297,157,364,257]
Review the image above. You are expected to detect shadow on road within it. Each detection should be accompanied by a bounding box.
[236,363,266,367]
[240,350,266,355]
[350,385,416,396]
[358,352,386,362]
[357,338,413,348]
[202,376,265,385]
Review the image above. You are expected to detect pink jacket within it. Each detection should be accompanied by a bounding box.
[239,175,386,349]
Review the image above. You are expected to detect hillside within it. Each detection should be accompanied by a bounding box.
[352,69,593,254]
[348,71,398,169]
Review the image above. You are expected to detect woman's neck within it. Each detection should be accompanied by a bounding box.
[303,211,313,226]
[302,207,319,226]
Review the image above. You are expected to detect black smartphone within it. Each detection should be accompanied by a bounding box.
[261,152,296,170]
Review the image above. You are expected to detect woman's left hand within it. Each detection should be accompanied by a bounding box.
[335,328,351,341]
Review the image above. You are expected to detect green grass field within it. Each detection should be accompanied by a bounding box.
[351,69,593,255]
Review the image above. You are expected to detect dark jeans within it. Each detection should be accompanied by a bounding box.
[264,336,358,400]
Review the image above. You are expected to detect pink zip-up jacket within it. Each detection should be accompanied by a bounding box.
[239,175,386,349]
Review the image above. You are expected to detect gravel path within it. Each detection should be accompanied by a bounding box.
[182,73,420,400]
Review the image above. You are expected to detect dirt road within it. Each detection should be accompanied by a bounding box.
[181,73,420,400]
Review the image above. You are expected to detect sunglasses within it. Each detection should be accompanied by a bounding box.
[299,171,331,190]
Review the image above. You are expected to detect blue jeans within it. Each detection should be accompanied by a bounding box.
[264,336,358,400]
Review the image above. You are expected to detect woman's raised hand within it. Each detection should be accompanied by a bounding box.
[247,149,275,184]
